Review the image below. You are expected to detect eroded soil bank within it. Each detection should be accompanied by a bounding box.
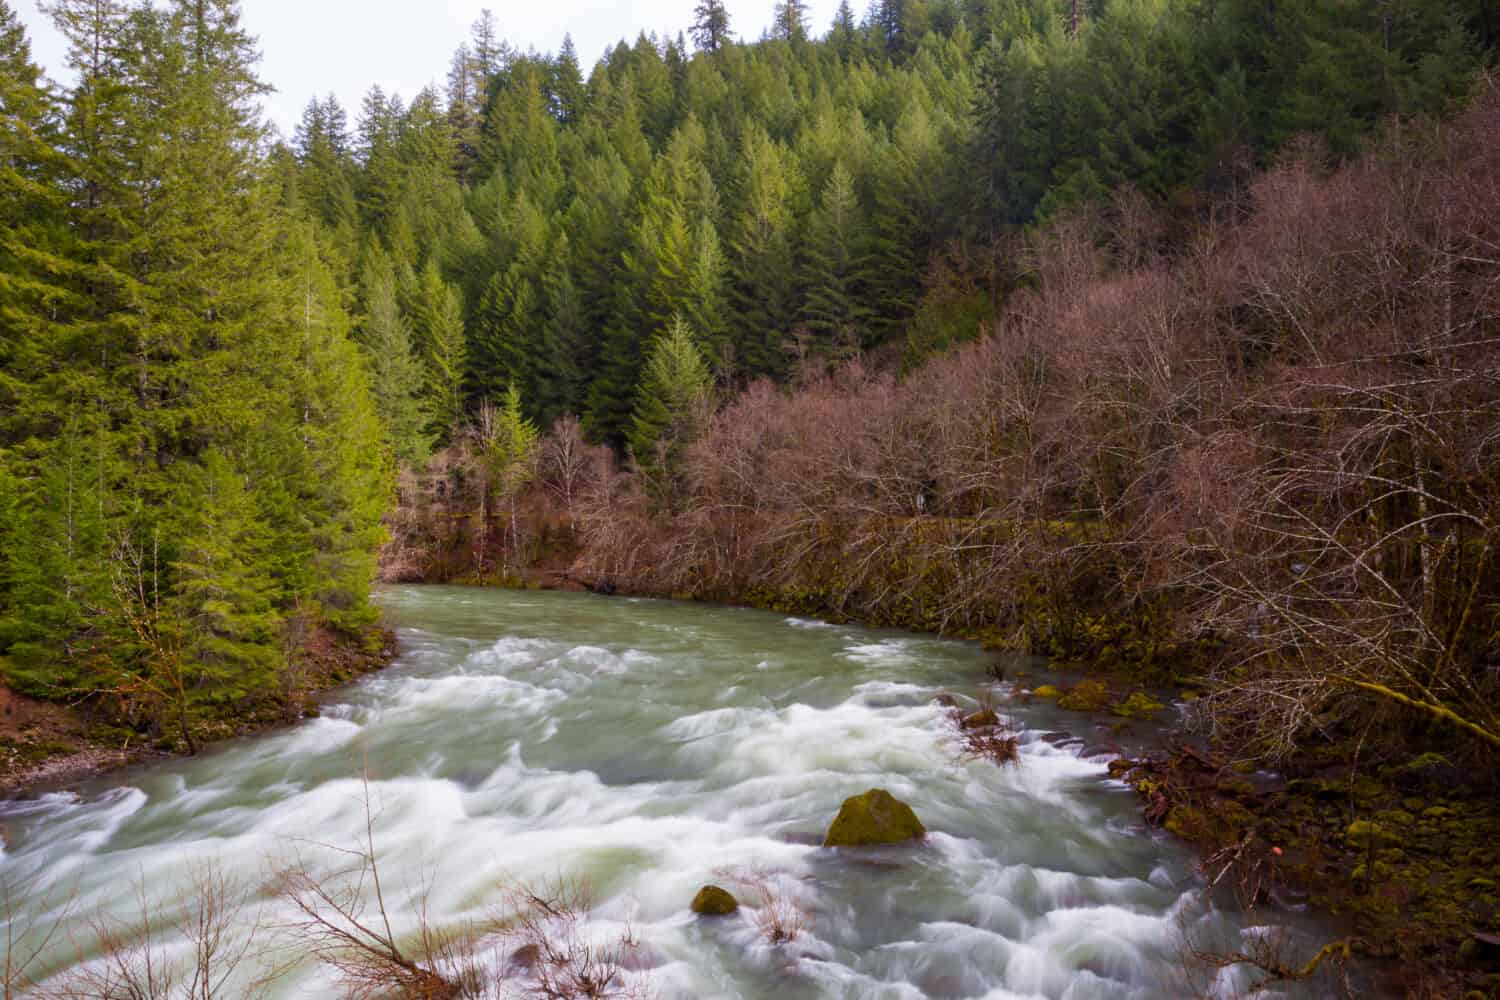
[0,624,395,798]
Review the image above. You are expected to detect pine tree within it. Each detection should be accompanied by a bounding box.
[728,126,799,377]
[170,449,282,709]
[446,43,483,181]
[0,425,114,697]
[405,260,466,442]
[475,383,540,572]
[0,0,72,429]
[470,8,504,78]
[357,85,405,231]
[773,0,810,42]
[830,0,859,57]
[293,94,359,240]
[628,316,713,506]
[691,0,733,52]
[551,36,586,124]
[802,162,871,351]
[360,255,432,467]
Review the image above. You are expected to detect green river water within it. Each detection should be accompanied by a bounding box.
[0,586,1335,998]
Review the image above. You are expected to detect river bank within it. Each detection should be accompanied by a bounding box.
[0,623,396,799]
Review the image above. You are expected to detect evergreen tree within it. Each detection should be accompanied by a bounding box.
[447,42,482,180]
[360,255,432,467]
[773,0,810,42]
[470,8,505,78]
[417,264,468,440]
[170,449,282,708]
[691,0,733,52]
[551,36,586,124]
[628,316,713,505]
[802,162,871,350]
[830,0,860,56]
[475,383,540,572]
[0,425,114,697]
[0,0,71,427]
[293,94,359,241]
[728,127,799,377]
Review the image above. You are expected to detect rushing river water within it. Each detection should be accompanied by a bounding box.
[1,587,1334,998]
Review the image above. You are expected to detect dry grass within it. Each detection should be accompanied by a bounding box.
[713,867,810,947]
[947,689,1021,766]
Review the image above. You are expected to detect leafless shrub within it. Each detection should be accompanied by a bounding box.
[1178,922,1356,999]
[272,771,487,1000]
[540,417,611,520]
[488,877,650,1000]
[713,868,810,947]
[43,862,278,1000]
[945,689,1021,766]
[2,876,77,999]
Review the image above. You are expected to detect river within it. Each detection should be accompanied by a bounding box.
[0,586,1331,998]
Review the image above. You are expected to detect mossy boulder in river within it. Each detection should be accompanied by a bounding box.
[824,788,927,847]
[1057,679,1111,712]
[1112,691,1166,720]
[691,884,739,916]
[961,709,999,730]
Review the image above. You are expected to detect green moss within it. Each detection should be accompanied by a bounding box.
[691,885,739,916]
[962,709,999,730]
[1345,820,1399,848]
[1112,691,1166,720]
[824,788,927,847]
[1057,679,1111,712]
[1032,684,1062,698]
[0,738,76,765]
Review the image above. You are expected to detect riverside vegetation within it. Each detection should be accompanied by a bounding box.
[2,0,1499,995]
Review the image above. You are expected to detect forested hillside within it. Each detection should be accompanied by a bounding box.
[0,0,1495,755]
[0,0,387,743]
[285,0,1488,451]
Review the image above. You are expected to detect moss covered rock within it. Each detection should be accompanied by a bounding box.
[962,709,999,730]
[691,885,739,916]
[1032,685,1062,699]
[824,788,927,847]
[1112,692,1166,720]
[1057,680,1110,712]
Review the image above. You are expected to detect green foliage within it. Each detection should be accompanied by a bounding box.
[360,254,432,467]
[0,0,389,731]
[972,0,1485,224]
[628,316,713,503]
[477,383,541,504]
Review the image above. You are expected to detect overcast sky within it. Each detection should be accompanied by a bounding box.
[13,0,843,138]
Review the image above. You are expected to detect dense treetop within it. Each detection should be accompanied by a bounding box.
[286,0,1490,447]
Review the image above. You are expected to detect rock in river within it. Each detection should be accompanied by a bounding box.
[691,884,739,916]
[824,788,927,847]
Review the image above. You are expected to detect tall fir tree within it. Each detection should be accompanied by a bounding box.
[801,162,871,351]
[691,0,733,52]
[628,316,713,507]
[773,0,811,42]
[728,126,799,377]
[360,254,433,467]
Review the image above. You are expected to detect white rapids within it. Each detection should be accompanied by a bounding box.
[0,586,1332,998]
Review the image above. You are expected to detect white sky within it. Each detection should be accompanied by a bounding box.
[14,0,844,138]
